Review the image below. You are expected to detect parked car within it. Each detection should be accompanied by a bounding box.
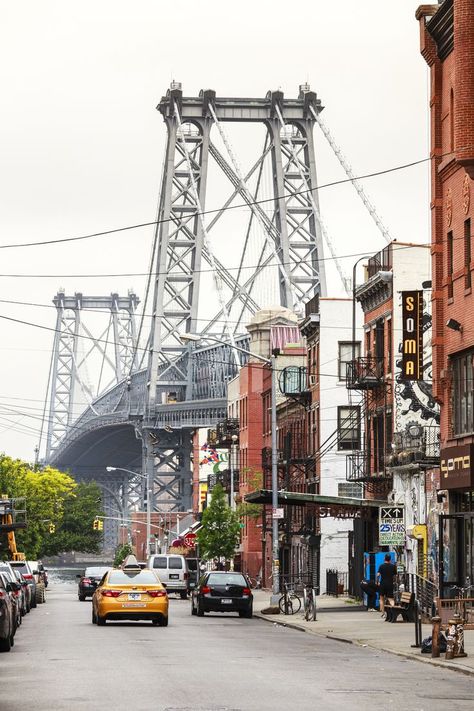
[0,574,15,652]
[9,561,37,609]
[77,566,111,601]
[0,564,22,629]
[26,561,46,604]
[185,557,200,592]
[13,569,31,614]
[191,571,253,618]
[146,554,188,598]
[92,565,168,626]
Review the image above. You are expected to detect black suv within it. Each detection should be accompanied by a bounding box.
[77,566,111,601]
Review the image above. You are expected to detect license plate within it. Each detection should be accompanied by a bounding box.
[221,598,233,604]
[122,602,147,608]
[169,574,179,580]
[128,593,141,600]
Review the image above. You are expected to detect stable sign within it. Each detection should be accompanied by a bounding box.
[379,506,405,546]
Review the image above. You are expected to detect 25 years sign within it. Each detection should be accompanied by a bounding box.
[379,506,405,546]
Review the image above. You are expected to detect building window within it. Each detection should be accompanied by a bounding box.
[386,319,392,374]
[338,482,363,499]
[338,341,360,381]
[452,350,474,435]
[465,219,472,289]
[337,406,361,450]
[448,231,454,298]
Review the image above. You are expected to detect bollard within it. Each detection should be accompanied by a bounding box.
[431,616,441,658]
[453,612,468,658]
[411,600,422,648]
[445,618,457,660]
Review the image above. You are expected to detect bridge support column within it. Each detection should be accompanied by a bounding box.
[143,429,193,517]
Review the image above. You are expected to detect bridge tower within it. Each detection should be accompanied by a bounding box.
[142,83,329,515]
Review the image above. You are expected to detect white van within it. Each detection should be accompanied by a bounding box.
[146,554,188,598]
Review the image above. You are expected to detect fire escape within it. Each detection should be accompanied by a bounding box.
[345,354,393,496]
[208,418,240,496]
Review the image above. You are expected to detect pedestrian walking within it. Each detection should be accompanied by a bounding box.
[376,553,397,615]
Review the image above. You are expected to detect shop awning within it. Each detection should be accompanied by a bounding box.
[244,489,386,518]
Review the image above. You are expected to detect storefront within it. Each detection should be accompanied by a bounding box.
[439,444,474,597]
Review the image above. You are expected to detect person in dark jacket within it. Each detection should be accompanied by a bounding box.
[377,553,397,614]
[360,579,378,611]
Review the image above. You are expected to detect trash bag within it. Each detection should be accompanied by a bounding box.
[421,634,447,654]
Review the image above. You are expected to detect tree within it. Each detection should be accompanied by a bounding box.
[40,482,104,557]
[0,455,103,559]
[197,483,241,564]
[114,543,133,567]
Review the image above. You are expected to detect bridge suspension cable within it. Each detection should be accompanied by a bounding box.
[310,105,392,246]
[173,100,239,367]
[207,102,297,311]
[274,103,351,296]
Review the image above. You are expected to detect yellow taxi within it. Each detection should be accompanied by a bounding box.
[92,557,168,626]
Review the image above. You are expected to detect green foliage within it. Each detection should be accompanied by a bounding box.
[236,467,263,520]
[0,455,103,559]
[197,483,241,562]
[113,543,133,567]
[40,481,104,557]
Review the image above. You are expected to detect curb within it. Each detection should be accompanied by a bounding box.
[254,612,474,677]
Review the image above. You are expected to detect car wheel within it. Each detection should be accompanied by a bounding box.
[97,615,106,626]
[180,591,188,600]
[239,607,253,619]
[157,616,168,627]
[79,595,86,602]
[191,599,197,616]
[0,636,12,653]
[92,608,97,624]
[197,600,205,617]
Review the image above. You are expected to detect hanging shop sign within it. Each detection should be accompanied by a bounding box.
[379,505,405,546]
[400,291,423,381]
[440,444,474,489]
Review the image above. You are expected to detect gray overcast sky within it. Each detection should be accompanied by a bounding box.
[0,1,429,461]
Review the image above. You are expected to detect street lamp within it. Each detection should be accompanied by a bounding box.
[180,332,281,602]
[106,466,152,557]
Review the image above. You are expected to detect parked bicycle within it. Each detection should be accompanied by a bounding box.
[303,585,318,621]
[279,581,302,615]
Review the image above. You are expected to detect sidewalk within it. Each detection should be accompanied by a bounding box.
[252,590,474,676]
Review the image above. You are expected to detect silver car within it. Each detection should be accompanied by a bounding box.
[147,554,188,598]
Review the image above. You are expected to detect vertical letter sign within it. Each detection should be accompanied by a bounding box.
[401,291,423,381]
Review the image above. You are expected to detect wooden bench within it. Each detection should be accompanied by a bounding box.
[384,591,415,623]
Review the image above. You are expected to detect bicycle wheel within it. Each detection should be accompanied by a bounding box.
[289,593,301,614]
[279,595,292,615]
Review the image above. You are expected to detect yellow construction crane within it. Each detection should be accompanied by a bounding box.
[0,496,27,561]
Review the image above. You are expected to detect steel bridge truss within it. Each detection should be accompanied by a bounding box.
[46,291,139,459]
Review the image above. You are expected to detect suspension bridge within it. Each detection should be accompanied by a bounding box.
[42,82,390,550]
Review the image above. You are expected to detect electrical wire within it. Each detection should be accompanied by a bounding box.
[0,150,452,252]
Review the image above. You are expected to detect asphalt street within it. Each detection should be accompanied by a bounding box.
[1,583,474,711]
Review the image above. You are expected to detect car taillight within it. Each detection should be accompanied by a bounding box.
[243,587,251,596]
[101,590,122,598]
[82,578,92,585]
[23,574,33,580]
[147,590,167,598]
[201,586,211,594]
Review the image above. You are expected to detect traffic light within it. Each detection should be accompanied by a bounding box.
[93,518,99,531]
[49,523,55,534]
[97,519,104,531]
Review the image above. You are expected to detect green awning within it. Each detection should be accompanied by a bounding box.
[244,489,386,509]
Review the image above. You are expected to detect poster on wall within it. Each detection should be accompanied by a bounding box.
[379,506,405,546]
[400,291,423,381]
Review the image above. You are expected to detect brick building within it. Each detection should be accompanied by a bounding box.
[349,242,438,580]
[417,0,474,593]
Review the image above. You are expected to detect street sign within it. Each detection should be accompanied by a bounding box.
[272,507,284,519]
[183,532,197,548]
[379,505,405,546]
